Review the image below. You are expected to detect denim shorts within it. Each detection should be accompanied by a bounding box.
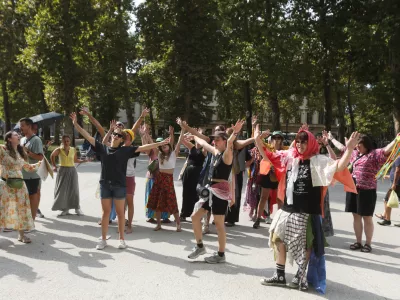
[100,183,126,200]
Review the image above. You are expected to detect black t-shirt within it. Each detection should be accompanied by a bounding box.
[282,159,322,215]
[94,140,140,187]
[188,147,206,167]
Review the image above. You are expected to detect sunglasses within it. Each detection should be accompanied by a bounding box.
[112,132,123,138]
[116,123,124,127]
[296,140,308,145]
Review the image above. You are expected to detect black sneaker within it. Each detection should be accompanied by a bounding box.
[260,273,286,287]
[395,223,400,227]
[37,209,45,218]
[253,218,261,229]
[378,219,391,226]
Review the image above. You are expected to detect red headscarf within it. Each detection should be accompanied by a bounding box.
[290,130,319,160]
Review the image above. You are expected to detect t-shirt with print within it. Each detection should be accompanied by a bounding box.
[20,135,43,180]
[389,157,400,185]
[282,159,322,215]
[93,140,139,187]
[350,148,386,190]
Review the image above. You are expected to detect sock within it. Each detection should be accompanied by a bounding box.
[276,263,285,278]
[197,242,204,248]
[218,251,225,257]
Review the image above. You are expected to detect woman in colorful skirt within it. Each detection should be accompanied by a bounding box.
[147,126,185,231]
[0,131,42,243]
[50,135,86,216]
[245,146,261,220]
[139,126,170,223]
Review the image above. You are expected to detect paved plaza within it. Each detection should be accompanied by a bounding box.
[0,156,399,300]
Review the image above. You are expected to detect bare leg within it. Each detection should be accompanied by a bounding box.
[352,213,363,244]
[101,199,112,240]
[257,188,270,219]
[363,216,374,245]
[154,211,162,231]
[115,199,126,240]
[29,193,40,220]
[384,201,392,221]
[192,208,207,242]
[173,212,181,231]
[213,215,226,252]
[126,194,134,233]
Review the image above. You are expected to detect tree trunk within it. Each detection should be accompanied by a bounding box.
[39,79,51,140]
[183,91,191,122]
[1,80,12,132]
[244,80,252,137]
[346,72,356,132]
[122,60,133,128]
[54,121,61,145]
[336,91,346,144]
[147,100,156,138]
[323,69,332,131]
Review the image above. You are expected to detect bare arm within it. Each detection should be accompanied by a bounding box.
[326,131,346,152]
[234,137,255,150]
[175,129,185,156]
[80,108,105,138]
[137,138,170,153]
[102,120,115,146]
[70,113,95,146]
[254,126,271,161]
[131,108,149,133]
[319,135,337,159]
[181,137,195,151]
[176,117,210,143]
[194,136,216,155]
[222,120,245,165]
[337,132,360,172]
[50,148,60,169]
[74,151,85,164]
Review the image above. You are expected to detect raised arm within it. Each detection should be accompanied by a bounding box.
[174,129,186,156]
[176,117,210,143]
[80,108,105,138]
[254,125,271,160]
[383,134,400,156]
[70,113,95,146]
[319,135,337,160]
[168,125,175,149]
[326,131,346,152]
[222,120,245,166]
[131,108,150,133]
[182,135,195,151]
[137,138,170,153]
[337,132,360,171]
[102,120,116,146]
[234,137,255,150]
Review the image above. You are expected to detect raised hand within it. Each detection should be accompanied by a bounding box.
[260,129,271,139]
[160,137,170,145]
[252,115,258,127]
[300,123,309,132]
[109,120,117,131]
[139,125,146,136]
[79,107,89,116]
[69,113,77,124]
[346,131,361,150]
[197,128,204,135]
[232,119,245,134]
[141,108,150,118]
[169,125,174,136]
[328,131,334,140]
[254,124,260,138]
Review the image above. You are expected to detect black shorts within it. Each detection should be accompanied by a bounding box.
[202,194,229,215]
[24,179,41,195]
[345,189,377,216]
[258,173,278,189]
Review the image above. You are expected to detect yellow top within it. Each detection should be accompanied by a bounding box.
[59,147,75,167]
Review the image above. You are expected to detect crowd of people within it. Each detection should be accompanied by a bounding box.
[0,108,399,293]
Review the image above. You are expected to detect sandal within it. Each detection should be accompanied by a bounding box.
[176,224,182,232]
[374,213,385,220]
[361,244,372,253]
[350,242,362,250]
[154,225,162,231]
[18,235,31,244]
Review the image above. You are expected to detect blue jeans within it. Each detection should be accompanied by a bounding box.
[100,183,126,200]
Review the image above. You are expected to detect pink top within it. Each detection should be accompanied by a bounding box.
[350,148,386,190]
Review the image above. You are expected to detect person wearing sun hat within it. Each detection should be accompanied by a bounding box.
[253,130,288,229]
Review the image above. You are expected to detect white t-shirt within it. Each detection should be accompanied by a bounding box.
[126,157,136,177]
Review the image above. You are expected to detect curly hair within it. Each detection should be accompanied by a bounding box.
[5,131,28,161]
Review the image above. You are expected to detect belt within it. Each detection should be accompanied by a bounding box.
[2,177,23,181]
[211,178,228,183]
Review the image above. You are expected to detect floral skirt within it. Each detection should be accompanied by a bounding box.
[0,180,34,230]
[147,172,179,214]
[145,178,169,219]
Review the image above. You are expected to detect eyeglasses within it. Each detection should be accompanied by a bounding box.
[296,140,308,145]
[112,132,123,138]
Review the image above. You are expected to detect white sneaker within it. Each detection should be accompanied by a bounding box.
[96,239,107,250]
[75,209,84,216]
[202,224,210,234]
[59,210,69,216]
[265,216,272,224]
[118,240,127,249]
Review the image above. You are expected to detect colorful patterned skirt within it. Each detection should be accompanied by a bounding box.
[145,177,169,219]
[147,172,179,214]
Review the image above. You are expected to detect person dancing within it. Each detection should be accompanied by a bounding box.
[70,113,169,250]
[50,135,86,216]
[178,118,244,263]
[0,131,42,243]
[147,126,185,231]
